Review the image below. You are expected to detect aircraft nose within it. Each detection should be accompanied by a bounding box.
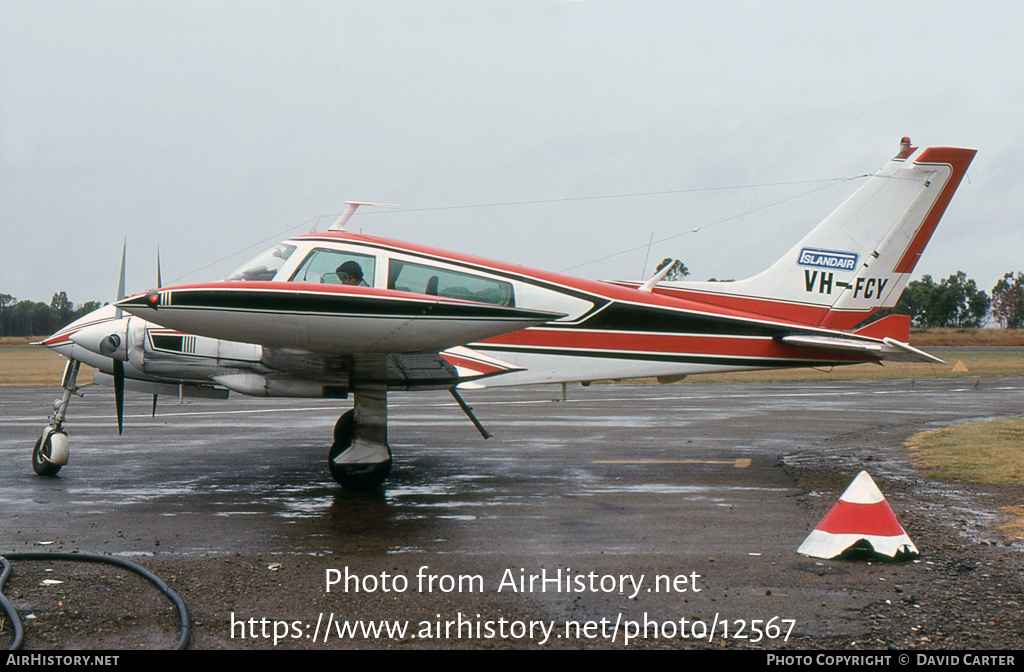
[69,321,129,360]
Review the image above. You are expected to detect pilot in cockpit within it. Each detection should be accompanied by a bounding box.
[336,261,369,286]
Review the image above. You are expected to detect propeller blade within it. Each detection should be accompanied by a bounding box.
[113,359,125,435]
[152,394,158,418]
[115,238,127,319]
[156,246,162,289]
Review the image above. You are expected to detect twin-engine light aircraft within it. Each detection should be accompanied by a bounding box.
[36,139,976,488]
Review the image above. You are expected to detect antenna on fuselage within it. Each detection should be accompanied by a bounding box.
[327,201,400,231]
[638,259,676,293]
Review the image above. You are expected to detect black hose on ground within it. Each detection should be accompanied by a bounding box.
[0,552,190,650]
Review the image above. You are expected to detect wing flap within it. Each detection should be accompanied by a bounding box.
[441,345,525,381]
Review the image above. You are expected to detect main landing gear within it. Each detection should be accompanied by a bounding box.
[326,386,491,489]
[32,359,82,476]
[328,386,392,489]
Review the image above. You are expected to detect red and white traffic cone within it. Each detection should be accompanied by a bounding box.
[798,471,918,560]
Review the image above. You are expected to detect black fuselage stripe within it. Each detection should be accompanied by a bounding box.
[158,291,555,321]
[565,303,792,337]
[152,290,875,346]
[158,305,538,323]
[470,344,863,368]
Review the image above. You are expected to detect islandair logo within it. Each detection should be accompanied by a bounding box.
[797,248,858,271]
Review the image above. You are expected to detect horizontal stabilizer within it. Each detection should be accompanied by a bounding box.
[880,337,944,364]
[779,335,883,355]
[778,334,942,364]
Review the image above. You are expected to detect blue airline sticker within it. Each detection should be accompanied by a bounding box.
[797,248,858,271]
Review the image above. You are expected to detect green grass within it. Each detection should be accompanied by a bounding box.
[907,419,1024,540]
[0,345,95,386]
[907,419,1024,488]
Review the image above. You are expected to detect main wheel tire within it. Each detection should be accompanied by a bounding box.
[333,409,356,445]
[328,457,393,490]
[32,433,63,477]
[328,410,392,489]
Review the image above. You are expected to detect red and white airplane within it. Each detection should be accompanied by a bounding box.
[36,139,976,488]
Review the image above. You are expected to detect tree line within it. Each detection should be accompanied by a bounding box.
[0,292,103,338]
[3,269,1024,338]
[891,271,1024,329]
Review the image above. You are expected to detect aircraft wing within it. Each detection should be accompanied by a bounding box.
[778,334,943,364]
[116,281,564,355]
[93,371,230,399]
[209,346,525,396]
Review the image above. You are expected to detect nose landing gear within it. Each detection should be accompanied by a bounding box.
[32,359,82,477]
[32,429,69,476]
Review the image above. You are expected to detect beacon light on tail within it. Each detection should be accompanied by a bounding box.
[33,138,975,489]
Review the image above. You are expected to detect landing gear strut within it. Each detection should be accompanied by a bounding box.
[328,386,392,489]
[32,359,82,476]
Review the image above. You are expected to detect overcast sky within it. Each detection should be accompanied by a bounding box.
[2,1,1022,309]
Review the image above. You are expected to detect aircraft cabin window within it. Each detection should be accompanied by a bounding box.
[290,248,376,287]
[225,244,297,282]
[388,260,515,307]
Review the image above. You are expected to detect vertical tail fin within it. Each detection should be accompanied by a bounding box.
[658,139,976,329]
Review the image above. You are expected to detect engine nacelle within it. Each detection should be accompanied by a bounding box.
[128,319,261,377]
[70,319,130,361]
[213,373,349,398]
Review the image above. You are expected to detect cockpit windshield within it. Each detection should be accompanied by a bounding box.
[225,244,297,282]
[290,248,376,286]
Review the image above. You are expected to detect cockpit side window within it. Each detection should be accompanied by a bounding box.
[225,244,297,282]
[290,248,376,286]
[388,259,515,307]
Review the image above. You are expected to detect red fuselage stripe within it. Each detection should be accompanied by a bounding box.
[480,329,869,362]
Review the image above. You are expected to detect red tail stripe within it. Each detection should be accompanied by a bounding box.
[893,147,977,274]
[852,314,910,341]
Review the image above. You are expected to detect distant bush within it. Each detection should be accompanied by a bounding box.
[892,272,990,328]
[0,292,103,338]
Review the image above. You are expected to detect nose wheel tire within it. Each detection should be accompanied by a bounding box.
[32,432,65,477]
[328,410,392,489]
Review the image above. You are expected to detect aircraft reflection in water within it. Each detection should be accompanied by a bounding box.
[36,139,975,488]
